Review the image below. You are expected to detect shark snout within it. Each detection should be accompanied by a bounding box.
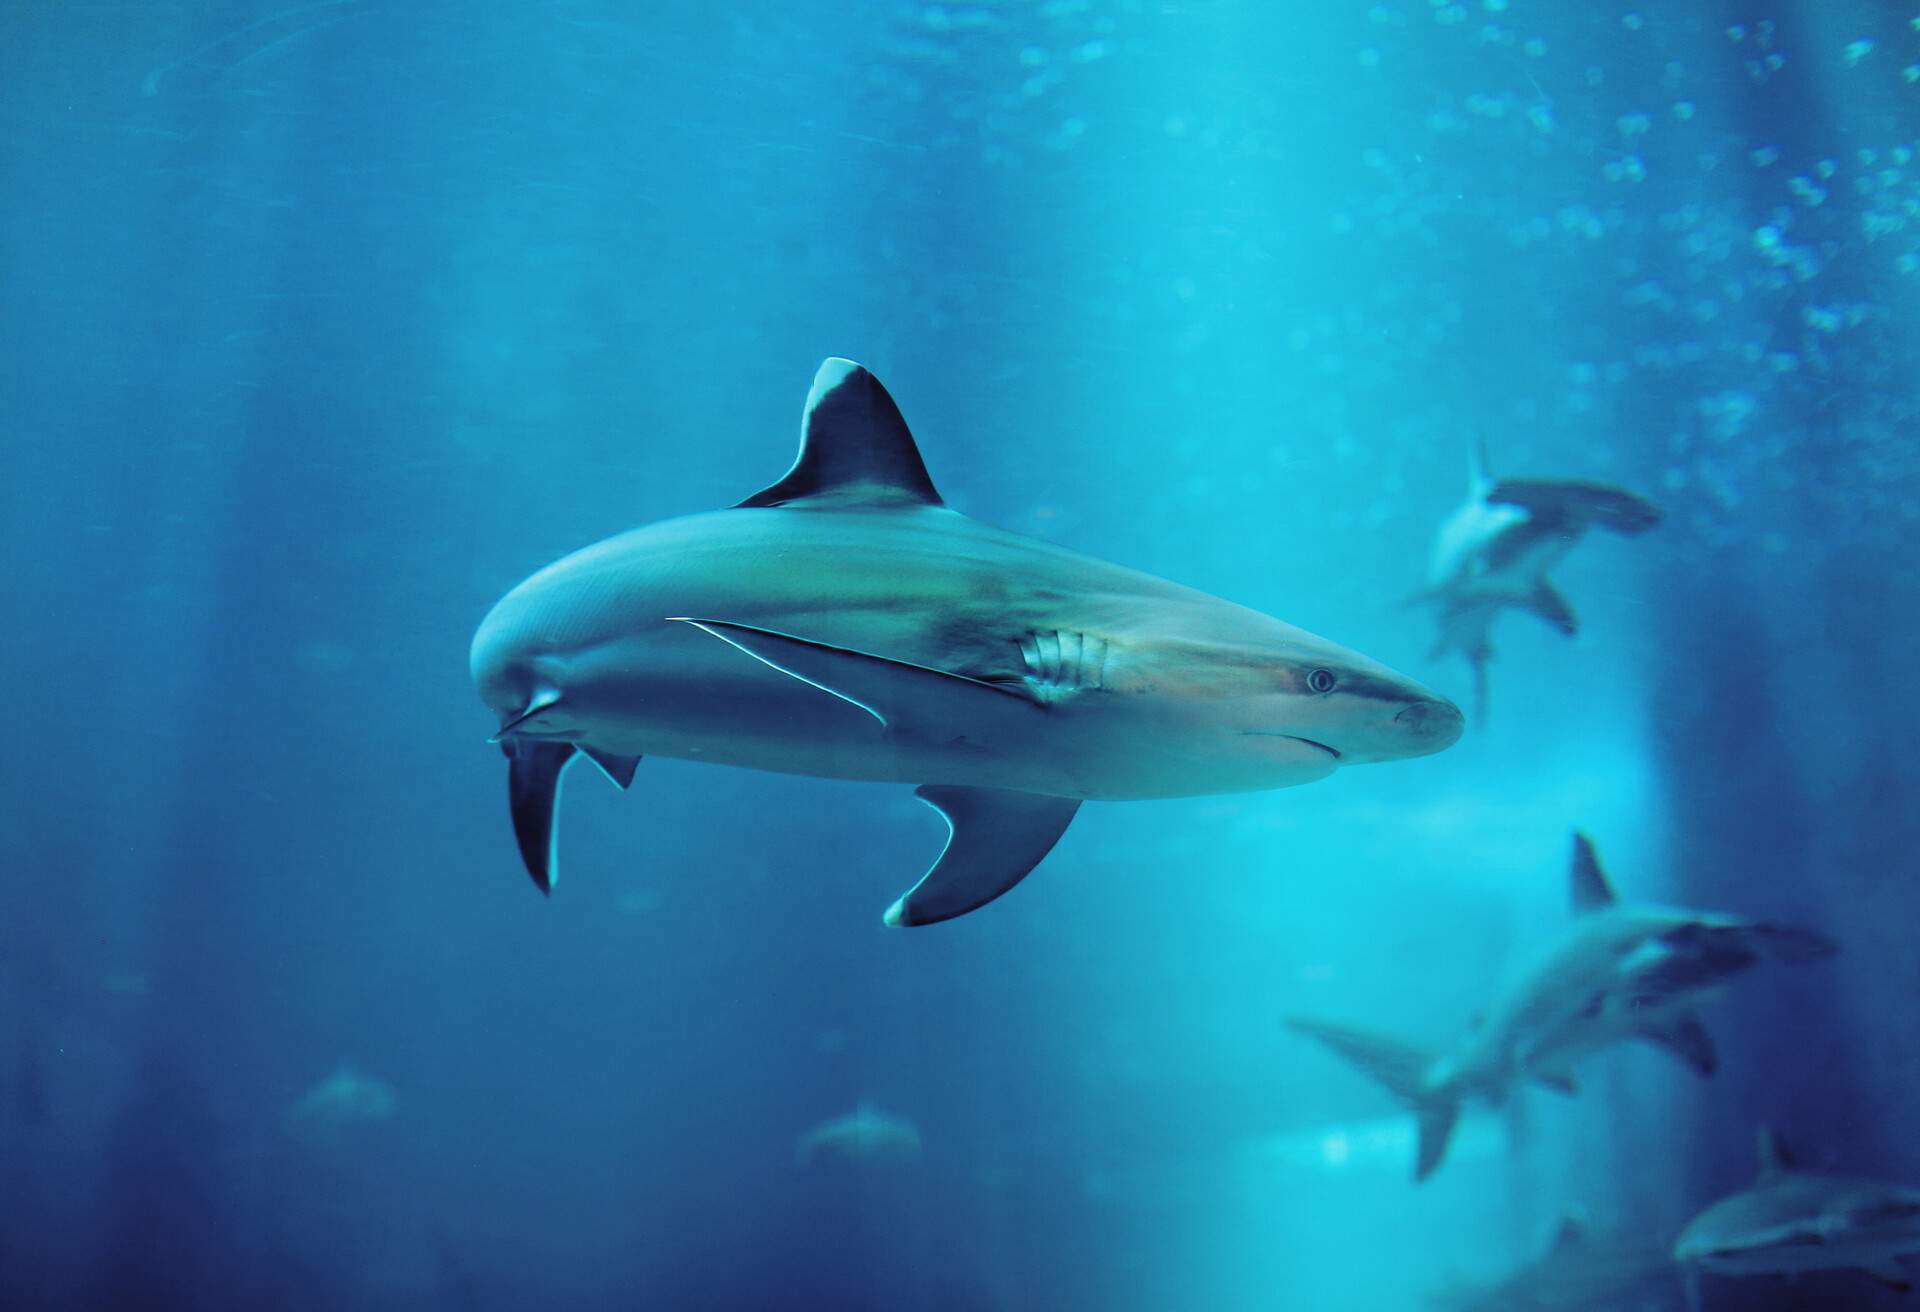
[1395,697,1464,749]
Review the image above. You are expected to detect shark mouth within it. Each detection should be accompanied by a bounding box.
[1243,731,1342,761]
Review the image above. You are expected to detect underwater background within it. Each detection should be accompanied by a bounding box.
[4,2,1919,1308]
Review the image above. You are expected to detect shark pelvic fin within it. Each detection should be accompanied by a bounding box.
[883,785,1080,927]
[1523,581,1578,635]
[671,618,1039,729]
[503,739,578,894]
[736,359,944,510]
[1637,1011,1717,1076]
[490,686,563,741]
[1568,832,1617,914]
[582,748,642,789]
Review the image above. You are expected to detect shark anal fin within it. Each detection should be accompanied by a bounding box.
[1638,1011,1717,1076]
[1757,1126,1797,1178]
[736,359,944,510]
[883,786,1079,927]
[582,748,641,789]
[503,739,578,894]
[1415,1102,1461,1183]
[1569,832,1618,913]
[672,618,1039,732]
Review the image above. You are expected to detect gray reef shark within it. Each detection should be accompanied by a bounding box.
[794,1102,923,1168]
[1412,444,1661,719]
[1674,1129,1920,1299]
[470,358,1462,925]
[1431,1215,1685,1312]
[1288,833,1836,1181]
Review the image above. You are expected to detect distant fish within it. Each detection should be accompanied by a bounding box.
[286,1059,397,1134]
[794,1102,923,1168]
[471,359,1461,926]
[1675,1129,1920,1298]
[1411,442,1661,720]
[1430,1215,1685,1311]
[1289,833,1836,1181]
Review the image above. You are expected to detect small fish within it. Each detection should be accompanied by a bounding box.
[794,1102,923,1168]
[1675,1129,1920,1299]
[1411,441,1660,720]
[1289,833,1836,1181]
[471,359,1461,925]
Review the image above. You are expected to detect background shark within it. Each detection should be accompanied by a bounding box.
[1674,1129,1920,1300]
[1430,1216,1685,1312]
[794,1103,924,1168]
[285,1060,398,1137]
[1288,834,1836,1181]
[1413,445,1661,720]
[470,359,1461,925]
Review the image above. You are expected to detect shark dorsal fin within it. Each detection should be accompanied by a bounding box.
[1548,1215,1587,1254]
[1757,1127,1796,1179]
[736,359,944,510]
[1569,832,1617,913]
[1468,433,1493,496]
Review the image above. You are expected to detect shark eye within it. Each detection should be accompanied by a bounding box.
[1306,668,1338,695]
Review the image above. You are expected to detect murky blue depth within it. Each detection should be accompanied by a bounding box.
[4,3,1918,1309]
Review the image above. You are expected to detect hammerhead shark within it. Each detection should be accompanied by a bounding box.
[1288,834,1836,1180]
[470,359,1462,925]
[1412,444,1661,720]
[1675,1129,1920,1299]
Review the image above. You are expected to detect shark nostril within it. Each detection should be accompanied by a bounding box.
[1396,698,1465,739]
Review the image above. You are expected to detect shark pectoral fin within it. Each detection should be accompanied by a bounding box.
[1523,581,1578,635]
[672,619,1036,731]
[1638,1012,1717,1077]
[883,786,1080,927]
[581,748,642,789]
[1486,479,1663,534]
[503,739,578,894]
[1861,1261,1913,1292]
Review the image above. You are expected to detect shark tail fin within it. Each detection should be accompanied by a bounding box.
[1285,1017,1461,1182]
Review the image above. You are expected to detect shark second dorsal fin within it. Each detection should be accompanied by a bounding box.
[736,359,945,510]
[1569,832,1617,913]
[1757,1127,1796,1179]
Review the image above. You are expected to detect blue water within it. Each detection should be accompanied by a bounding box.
[4,3,1918,1308]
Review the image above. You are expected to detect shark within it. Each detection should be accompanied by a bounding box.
[1412,444,1661,719]
[1674,1129,1920,1298]
[1287,833,1837,1181]
[793,1102,924,1168]
[1431,1215,1685,1311]
[469,358,1463,925]
[286,1060,397,1135]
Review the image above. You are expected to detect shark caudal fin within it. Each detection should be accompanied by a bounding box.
[1285,1017,1461,1181]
